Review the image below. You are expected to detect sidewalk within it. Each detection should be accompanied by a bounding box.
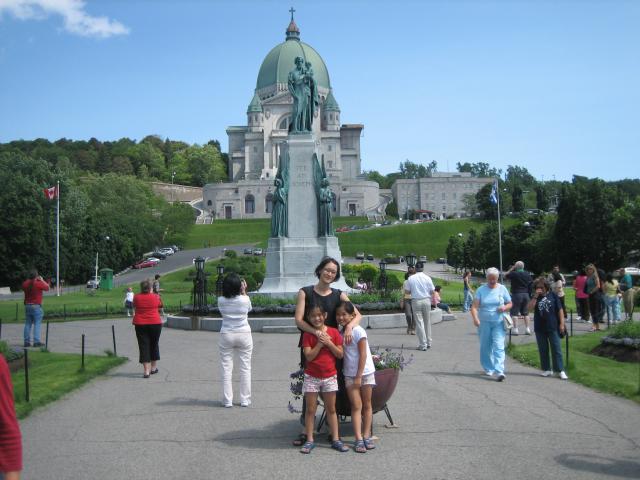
[4,314,639,479]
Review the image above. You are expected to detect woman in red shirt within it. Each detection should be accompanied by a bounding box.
[132,279,163,378]
[0,355,22,479]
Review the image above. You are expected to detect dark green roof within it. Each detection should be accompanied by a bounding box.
[247,92,262,113]
[323,89,340,111]
[256,36,330,90]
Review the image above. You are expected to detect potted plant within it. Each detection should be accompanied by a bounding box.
[370,347,413,414]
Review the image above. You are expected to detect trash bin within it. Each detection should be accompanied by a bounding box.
[99,268,114,291]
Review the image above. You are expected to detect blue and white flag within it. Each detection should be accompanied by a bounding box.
[489,181,498,205]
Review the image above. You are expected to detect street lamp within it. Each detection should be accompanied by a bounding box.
[406,253,417,268]
[171,171,176,203]
[216,263,225,297]
[378,260,387,292]
[192,256,208,314]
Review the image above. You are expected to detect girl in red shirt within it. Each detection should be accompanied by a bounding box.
[299,304,346,454]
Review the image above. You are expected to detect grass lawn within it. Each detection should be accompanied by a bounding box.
[508,331,640,404]
[10,350,127,418]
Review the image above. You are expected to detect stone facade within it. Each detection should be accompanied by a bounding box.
[391,172,493,218]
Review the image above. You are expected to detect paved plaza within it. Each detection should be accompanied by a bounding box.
[3,314,639,479]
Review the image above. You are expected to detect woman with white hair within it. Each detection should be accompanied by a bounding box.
[470,267,513,382]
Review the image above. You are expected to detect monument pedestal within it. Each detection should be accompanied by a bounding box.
[258,133,351,298]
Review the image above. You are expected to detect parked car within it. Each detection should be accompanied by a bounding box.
[158,247,174,256]
[382,220,391,226]
[170,244,181,252]
[384,254,401,264]
[150,251,167,260]
[253,248,264,256]
[133,258,159,269]
[373,223,382,227]
[366,254,375,261]
[419,255,428,263]
[243,248,253,255]
[336,226,349,233]
[355,252,365,260]
[86,277,100,289]
[436,257,447,264]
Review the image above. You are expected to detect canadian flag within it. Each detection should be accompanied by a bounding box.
[43,185,58,200]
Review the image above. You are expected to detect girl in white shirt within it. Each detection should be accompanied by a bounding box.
[217,273,253,407]
[336,300,376,453]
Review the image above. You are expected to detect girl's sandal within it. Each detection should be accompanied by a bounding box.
[299,440,315,454]
[331,440,349,453]
[354,439,367,453]
[364,437,376,450]
[292,433,307,447]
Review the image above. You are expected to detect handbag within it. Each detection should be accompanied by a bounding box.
[502,312,514,330]
[500,291,513,330]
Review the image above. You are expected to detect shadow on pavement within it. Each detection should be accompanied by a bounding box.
[555,454,640,478]
[214,419,306,450]
[155,397,220,408]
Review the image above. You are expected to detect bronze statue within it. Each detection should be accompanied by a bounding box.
[312,154,334,236]
[304,61,319,131]
[270,152,289,237]
[288,57,308,133]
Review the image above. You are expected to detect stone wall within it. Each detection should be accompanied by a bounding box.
[150,182,202,203]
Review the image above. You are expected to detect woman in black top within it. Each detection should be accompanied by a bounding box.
[291,257,362,446]
[528,277,568,379]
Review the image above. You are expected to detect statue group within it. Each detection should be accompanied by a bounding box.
[269,58,333,239]
[288,56,319,133]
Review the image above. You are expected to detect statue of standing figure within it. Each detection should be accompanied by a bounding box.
[270,153,289,237]
[288,57,317,133]
[312,154,334,236]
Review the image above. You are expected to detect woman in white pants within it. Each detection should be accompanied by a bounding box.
[218,273,253,407]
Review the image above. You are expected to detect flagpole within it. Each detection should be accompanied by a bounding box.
[495,178,504,281]
[56,181,60,296]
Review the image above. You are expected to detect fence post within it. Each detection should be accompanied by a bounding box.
[0,317,2,339]
[111,325,117,357]
[565,333,570,369]
[81,334,85,371]
[15,303,18,322]
[45,321,50,350]
[64,304,67,322]
[24,348,30,402]
[570,309,573,337]
[105,303,108,316]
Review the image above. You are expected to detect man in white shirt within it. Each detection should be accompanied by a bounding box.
[405,262,435,350]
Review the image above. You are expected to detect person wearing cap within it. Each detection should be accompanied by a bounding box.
[405,262,435,351]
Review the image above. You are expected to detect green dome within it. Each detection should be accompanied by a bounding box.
[323,89,340,111]
[247,92,262,113]
[256,37,331,91]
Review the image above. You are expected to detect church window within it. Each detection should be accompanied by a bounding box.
[331,192,337,212]
[328,161,333,168]
[328,145,332,152]
[330,114,333,121]
[245,194,255,214]
[452,192,457,199]
[265,193,273,213]
[207,200,212,206]
[253,146,257,153]
[278,116,290,130]
[234,188,239,194]
[442,192,446,200]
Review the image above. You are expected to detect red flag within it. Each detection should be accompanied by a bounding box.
[44,185,58,200]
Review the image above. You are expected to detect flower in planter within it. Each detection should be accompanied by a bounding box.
[371,346,414,371]
[287,368,305,414]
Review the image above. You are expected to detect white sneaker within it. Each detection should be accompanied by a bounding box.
[224,403,233,408]
[541,370,553,377]
[558,371,568,380]
[485,371,495,377]
[525,327,532,335]
[512,328,520,335]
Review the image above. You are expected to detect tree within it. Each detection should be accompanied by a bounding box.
[505,165,536,188]
[398,160,437,179]
[461,193,478,217]
[446,235,464,271]
[511,185,524,212]
[535,185,549,211]
[475,183,498,220]
[456,161,501,178]
[385,200,398,218]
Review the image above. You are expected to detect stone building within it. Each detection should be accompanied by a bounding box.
[203,15,380,220]
[391,172,493,219]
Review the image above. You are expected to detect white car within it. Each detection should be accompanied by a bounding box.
[158,247,174,256]
[146,257,162,264]
[86,277,100,289]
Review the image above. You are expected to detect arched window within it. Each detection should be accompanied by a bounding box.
[331,192,337,212]
[245,194,255,214]
[265,193,273,213]
[207,200,212,206]
[278,116,290,130]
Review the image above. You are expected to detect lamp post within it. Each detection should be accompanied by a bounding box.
[216,263,225,297]
[171,171,176,203]
[192,256,208,314]
[406,253,417,269]
[378,260,387,292]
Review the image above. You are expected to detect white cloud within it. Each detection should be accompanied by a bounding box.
[0,0,130,38]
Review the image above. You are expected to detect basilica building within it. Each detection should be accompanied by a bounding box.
[203,15,381,220]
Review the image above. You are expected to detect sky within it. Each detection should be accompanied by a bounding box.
[0,0,638,181]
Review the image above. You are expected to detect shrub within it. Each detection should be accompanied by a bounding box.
[224,249,238,259]
[608,320,640,340]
